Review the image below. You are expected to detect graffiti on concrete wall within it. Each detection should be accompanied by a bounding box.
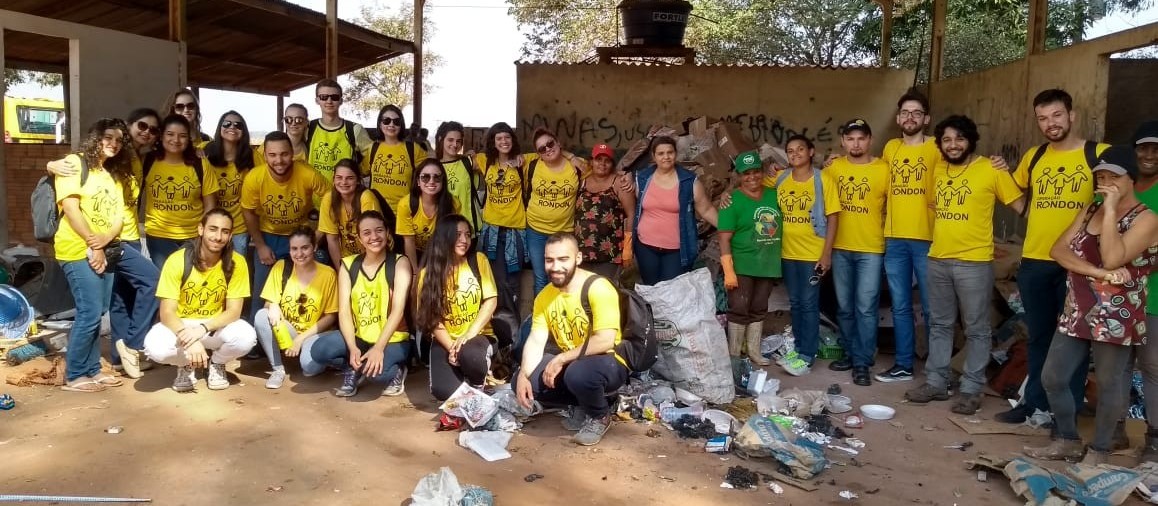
[518,112,840,150]
[720,114,836,147]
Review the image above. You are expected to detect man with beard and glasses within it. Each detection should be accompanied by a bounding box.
[241,132,329,323]
[905,115,1025,416]
[1131,120,1158,463]
[995,89,1111,424]
[515,233,626,447]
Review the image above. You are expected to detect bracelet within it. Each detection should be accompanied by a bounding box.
[200,323,210,334]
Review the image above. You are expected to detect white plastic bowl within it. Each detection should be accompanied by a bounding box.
[702,409,739,434]
[860,404,896,420]
[827,394,853,414]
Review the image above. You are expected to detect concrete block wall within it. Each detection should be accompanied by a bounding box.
[5,143,69,249]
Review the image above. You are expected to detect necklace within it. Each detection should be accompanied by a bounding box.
[945,157,975,185]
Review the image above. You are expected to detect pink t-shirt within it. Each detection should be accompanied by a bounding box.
[638,182,680,250]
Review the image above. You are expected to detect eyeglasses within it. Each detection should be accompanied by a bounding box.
[135,121,160,136]
[419,173,443,183]
[380,117,403,126]
[221,120,245,130]
[297,293,308,316]
[317,94,342,102]
[898,110,926,119]
[283,116,307,126]
[536,140,557,155]
[173,102,197,113]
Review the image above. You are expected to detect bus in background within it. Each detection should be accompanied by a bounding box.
[4,97,66,144]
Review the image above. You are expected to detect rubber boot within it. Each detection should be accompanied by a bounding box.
[727,322,745,358]
[1112,419,1130,451]
[1023,438,1085,461]
[1139,429,1158,465]
[746,323,770,366]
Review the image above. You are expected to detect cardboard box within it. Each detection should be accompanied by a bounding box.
[693,148,732,180]
[688,116,719,137]
[715,122,758,160]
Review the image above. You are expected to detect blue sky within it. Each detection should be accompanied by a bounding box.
[6,0,1157,135]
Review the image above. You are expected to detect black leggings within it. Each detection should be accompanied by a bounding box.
[429,335,494,401]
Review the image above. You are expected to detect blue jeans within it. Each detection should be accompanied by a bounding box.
[251,233,291,322]
[305,332,410,384]
[783,259,820,362]
[145,236,187,270]
[108,241,160,364]
[231,232,249,257]
[883,239,931,369]
[634,241,684,286]
[1018,259,1084,413]
[60,260,115,382]
[526,228,550,295]
[833,250,884,368]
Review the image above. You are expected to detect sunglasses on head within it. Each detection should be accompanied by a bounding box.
[419,173,443,183]
[536,140,557,155]
[173,102,197,112]
[380,117,403,127]
[221,120,245,130]
[135,121,160,136]
[318,94,342,102]
[283,116,307,126]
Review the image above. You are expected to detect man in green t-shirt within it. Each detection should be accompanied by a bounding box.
[720,150,783,366]
[1133,120,1158,464]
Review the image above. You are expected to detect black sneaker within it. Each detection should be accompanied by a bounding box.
[828,357,853,371]
[853,367,871,386]
[994,404,1033,424]
[874,365,913,383]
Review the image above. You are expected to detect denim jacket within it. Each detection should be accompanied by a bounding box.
[634,164,699,270]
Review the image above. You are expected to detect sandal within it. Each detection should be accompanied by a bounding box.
[61,379,107,393]
[91,373,124,387]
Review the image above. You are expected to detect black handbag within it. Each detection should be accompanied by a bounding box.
[102,240,125,266]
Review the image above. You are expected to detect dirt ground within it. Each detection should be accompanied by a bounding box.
[0,350,1149,506]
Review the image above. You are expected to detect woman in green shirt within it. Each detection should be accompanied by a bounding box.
[719,150,783,366]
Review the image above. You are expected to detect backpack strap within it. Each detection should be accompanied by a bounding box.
[192,157,204,187]
[306,119,320,145]
[1020,143,1050,216]
[523,159,539,206]
[142,153,156,180]
[466,251,482,282]
[775,169,790,187]
[77,154,90,187]
[180,245,195,287]
[1083,141,1100,173]
[370,141,381,168]
[405,141,416,169]
[576,274,603,359]
[810,168,827,238]
[347,254,365,288]
[279,259,294,294]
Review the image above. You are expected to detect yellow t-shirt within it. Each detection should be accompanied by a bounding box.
[254,143,307,163]
[828,157,890,254]
[930,157,1024,261]
[777,171,840,262]
[211,162,247,234]
[882,138,940,241]
[417,253,498,340]
[343,254,408,344]
[476,153,526,229]
[443,158,479,231]
[1013,143,1110,260]
[155,250,251,319]
[396,197,459,251]
[260,260,339,333]
[307,124,354,182]
[120,156,142,242]
[531,275,622,361]
[365,141,427,213]
[318,190,381,258]
[525,159,579,234]
[54,156,124,262]
[240,163,328,235]
[143,159,220,240]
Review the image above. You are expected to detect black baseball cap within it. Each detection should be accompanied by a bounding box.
[1134,120,1158,145]
[840,118,871,136]
[1091,144,1139,180]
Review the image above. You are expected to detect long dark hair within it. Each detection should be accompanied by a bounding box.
[204,110,255,171]
[408,158,457,219]
[434,121,464,160]
[189,208,236,280]
[147,114,200,168]
[162,88,204,138]
[416,214,471,333]
[328,159,367,229]
[80,118,134,204]
[484,122,520,169]
[377,104,408,141]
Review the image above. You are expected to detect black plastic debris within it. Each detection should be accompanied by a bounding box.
[524,473,544,483]
[724,466,760,489]
[806,414,851,438]
[827,384,842,395]
[672,414,720,439]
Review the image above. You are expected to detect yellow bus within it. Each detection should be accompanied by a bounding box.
[4,97,66,144]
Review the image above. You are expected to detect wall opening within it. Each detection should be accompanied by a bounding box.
[4,29,68,144]
[1106,43,1158,144]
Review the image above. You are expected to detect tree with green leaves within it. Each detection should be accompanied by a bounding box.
[344,1,442,118]
[4,69,63,89]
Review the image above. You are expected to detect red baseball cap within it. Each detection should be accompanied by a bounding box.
[591,144,615,159]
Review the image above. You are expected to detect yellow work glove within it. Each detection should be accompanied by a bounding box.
[621,232,634,268]
[721,254,739,290]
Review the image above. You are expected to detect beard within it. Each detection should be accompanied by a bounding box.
[1043,125,1070,142]
[901,123,924,136]
[943,149,974,165]
[549,265,577,288]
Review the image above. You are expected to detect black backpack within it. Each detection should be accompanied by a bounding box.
[1019,140,1101,216]
[31,154,89,243]
[576,275,659,372]
[308,119,363,166]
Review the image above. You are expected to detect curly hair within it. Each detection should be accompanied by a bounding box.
[483,122,520,169]
[416,214,471,333]
[80,118,134,204]
[434,121,465,160]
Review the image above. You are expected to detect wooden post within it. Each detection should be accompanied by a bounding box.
[325,0,338,79]
[1027,0,1048,55]
[276,95,285,132]
[929,0,946,82]
[879,0,893,67]
[412,0,425,127]
[168,0,186,42]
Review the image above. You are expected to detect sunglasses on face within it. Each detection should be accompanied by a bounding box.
[173,102,197,112]
[536,140,557,155]
[136,121,160,136]
[283,116,307,126]
[380,117,403,127]
[419,173,443,183]
[221,120,245,130]
[318,94,342,102]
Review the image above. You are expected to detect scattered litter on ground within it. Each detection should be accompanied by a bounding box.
[1005,457,1142,505]
[950,415,1048,436]
[827,445,859,456]
[768,482,784,494]
[0,393,14,410]
[977,470,988,482]
[460,486,494,506]
[844,438,864,449]
[523,473,545,483]
[458,431,513,462]
[943,441,973,451]
[734,415,828,479]
[723,466,759,489]
[705,435,732,453]
[646,428,662,438]
[845,415,863,428]
[839,490,859,500]
[827,384,842,395]
[440,383,499,429]
[104,425,122,434]
[806,414,850,438]
[266,486,283,492]
[411,467,464,505]
[672,414,720,439]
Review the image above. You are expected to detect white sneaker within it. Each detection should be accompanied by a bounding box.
[777,350,811,377]
[115,339,143,379]
[382,366,407,397]
[172,365,196,392]
[265,369,286,389]
[207,362,229,390]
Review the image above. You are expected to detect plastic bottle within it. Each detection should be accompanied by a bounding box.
[273,321,293,350]
[659,402,704,423]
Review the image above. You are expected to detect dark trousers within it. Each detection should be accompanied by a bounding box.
[429,335,494,401]
[108,241,160,362]
[635,242,683,286]
[728,275,775,325]
[513,353,627,419]
[1019,259,1086,412]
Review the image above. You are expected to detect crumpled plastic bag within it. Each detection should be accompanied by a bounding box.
[763,388,827,417]
[461,486,494,506]
[490,386,542,421]
[411,467,464,506]
[480,410,521,432]
[440,383,499,428]
[734,415,828,479]
[1004,457,1143,506]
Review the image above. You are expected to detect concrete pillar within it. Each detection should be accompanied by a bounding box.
[325,0,338,79]
[412,0,425,127]
[929,0,946,82]
[0,31,8,248]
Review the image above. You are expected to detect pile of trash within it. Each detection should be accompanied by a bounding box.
[410,467,493,506]
[437,383,542,462]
